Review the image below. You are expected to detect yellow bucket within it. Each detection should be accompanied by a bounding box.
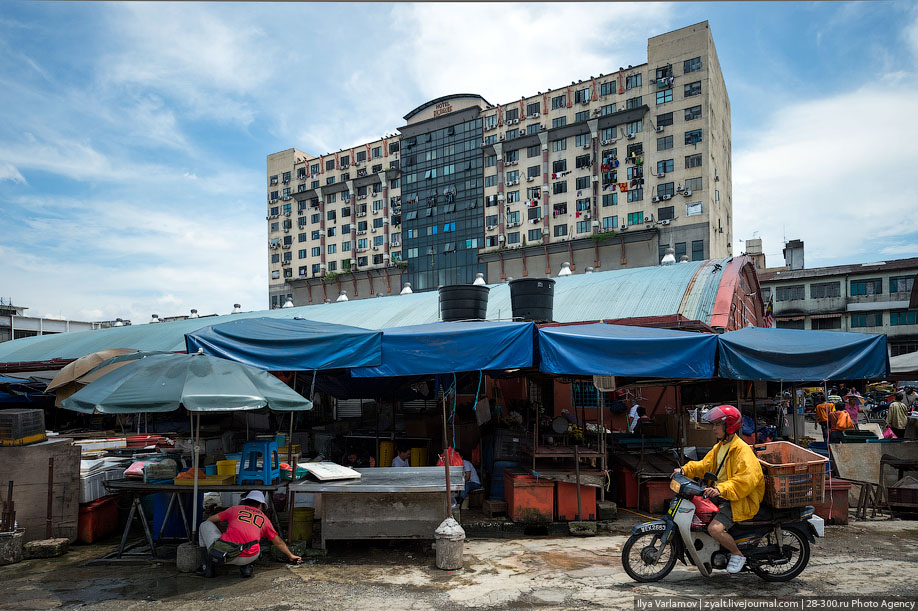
[291,507,314,542]
[379,441,395,469]
[410,447,428,467]
[216,460,237,476]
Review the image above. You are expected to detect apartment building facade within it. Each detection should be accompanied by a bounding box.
[267,21,732,308]
[758,258,918,357]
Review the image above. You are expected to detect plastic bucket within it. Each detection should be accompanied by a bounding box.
[508,278,555,322]
[216,460,237,476]
[379,441,395,468]
[439,285,490,321]
[204,465,217,476]
[410,447,428,467]
[291,507,314,542]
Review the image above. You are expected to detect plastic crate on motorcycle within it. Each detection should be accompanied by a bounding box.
[754,441,827,508]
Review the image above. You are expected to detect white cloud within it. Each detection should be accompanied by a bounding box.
[734,84,918,266]
[0,162,24,183]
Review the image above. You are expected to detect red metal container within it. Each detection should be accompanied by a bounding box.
[812,479,851,525]
[641,479,676,514]
[616,466,639,508]
[77,495,119,544]
[555,482,596,521]
[504,471,553,522]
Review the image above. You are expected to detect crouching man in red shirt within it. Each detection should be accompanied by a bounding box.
[197,490,301,578]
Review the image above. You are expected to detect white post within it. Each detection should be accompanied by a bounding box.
[191,413,201,538]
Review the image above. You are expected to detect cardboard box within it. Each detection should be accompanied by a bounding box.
[684,423,719,448]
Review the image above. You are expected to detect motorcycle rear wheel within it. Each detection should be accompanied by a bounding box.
[750,527,810,582]
[621,531,681,582]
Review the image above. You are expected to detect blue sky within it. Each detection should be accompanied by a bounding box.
[1,2,916,323]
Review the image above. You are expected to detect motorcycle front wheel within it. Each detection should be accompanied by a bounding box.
[621,531,681,582]
[750,527,810,582]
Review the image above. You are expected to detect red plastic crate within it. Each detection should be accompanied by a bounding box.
[78,495,119,544]
[641,479,676,514]
[504,471,553,523]
[555,482,596,521]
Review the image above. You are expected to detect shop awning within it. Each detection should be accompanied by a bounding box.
[716,326,890,382]
[350,321,536,377]
[537,323,718,379]
[890,350,918,379]
[184,318,382,371]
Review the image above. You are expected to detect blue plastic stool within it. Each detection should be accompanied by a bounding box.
[237,440,280,485]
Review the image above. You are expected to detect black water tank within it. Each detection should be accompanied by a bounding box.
[509,278,555,322]
[439,285,490,321]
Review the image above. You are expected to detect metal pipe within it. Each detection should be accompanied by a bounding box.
[441,387,452,518]
[574,444,582,521]
[46,458,54,539]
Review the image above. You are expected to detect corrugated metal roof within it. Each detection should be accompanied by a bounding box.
[0,258,732,364]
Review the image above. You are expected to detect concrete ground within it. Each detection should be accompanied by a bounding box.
[1,510,916,610]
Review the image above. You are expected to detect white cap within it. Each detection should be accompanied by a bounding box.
[243,490,267,505]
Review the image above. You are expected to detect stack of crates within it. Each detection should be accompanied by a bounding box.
[754,441,828,508]
[0,409,46,446]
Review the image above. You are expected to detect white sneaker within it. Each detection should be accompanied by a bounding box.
[726,554,746,573]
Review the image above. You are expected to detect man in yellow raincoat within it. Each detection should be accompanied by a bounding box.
[674,405,764,574]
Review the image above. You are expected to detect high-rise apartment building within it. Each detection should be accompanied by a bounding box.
[267,22,731,308]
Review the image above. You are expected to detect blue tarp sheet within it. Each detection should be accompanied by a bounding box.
[350,321,537,377]
[184,318,382,371]
[538,323,718,379]
[716,327,890,381]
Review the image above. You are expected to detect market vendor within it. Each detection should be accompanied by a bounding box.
[887,392,909,439]
[391,443,411,467]
[814,395,834,441]
[196,490,301,578]
[342,450,376,468]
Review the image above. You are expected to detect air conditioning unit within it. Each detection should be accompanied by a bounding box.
[657,172,665,178]
[580,99,590,106]
[526,176,534,182]
[372,246,379,251]
[354,161,361,167]
[652,196,660,203]
[318,229,326,236]
[592,220,600,227]
[656,126,664,133]
[676,185,684,192]
[582,144,590,149]
[282,243,291,249]
[497,194,505,202]
[585,212,591,219]
[486,225,495,231]
[499,135,505,140]
[620,224,628,231]
[283,228,289,233]
[684,190,693,197]
[357,230,367,235]
[661,219,671,226]
[593,109,601,115]
[662,194,672,201]
[498,235,505,242]
[542,227,549,234]
[626,133,636,140]
[644,216,653,224]
[357,212,367,217]
[509,221,520,228]
[530,112,540,118]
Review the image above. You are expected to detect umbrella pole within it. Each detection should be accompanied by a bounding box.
[442,387,452,519]
[191,413,201,540]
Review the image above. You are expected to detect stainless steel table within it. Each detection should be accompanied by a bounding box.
[289,466,464,549]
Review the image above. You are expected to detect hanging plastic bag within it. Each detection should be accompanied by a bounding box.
[883,427,898,439]
[436,447,463,467]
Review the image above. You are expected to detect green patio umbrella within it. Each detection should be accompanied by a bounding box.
[61,351,312,537]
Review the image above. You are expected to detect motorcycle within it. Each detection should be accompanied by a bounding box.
[621,473,824,582]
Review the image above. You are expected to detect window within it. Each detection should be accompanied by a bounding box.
[658,206,674,221]
[777,319,805,330]
[526,101,541,116]
[551,94,566,109]
[311,180,320,189]
[526,228,541,242]
[685,177,703,192]
[465,238,480,249]
[554,224,568,237]
[891,311,918,326]
[890,275,915,293]
[527,165,540,179]
[602,193,617,207]
[684,81,702,97]
[685,105,702,121]
[627,211,644,226]
[553,181,567,194]
[675,242,687,260]
[507,211,520,224]
[575,133,591,148]
[505,150,519,163]
[657,135,673,151]
[527,123,541,135]
[574,110,589,122]
[691,240,704,261]
[373,217,384,228]
[575,198,590,211]
[327,227,337,238]
[272,253,281,263]
[575,154,591,169]
[551,138,567,152]
[342,240,351,251]
[599,127,615,143]
[407,248,418,259]
[270,191,279,201]
[812,316,842,330]
[685,153,702,169]
[310,163,320,175]
[657,112,673,127]
[311,213,320,224]
[485,155,497,168]
[486,214,498,226]
[527,206,541,220]
[357,238,368,249]
[527,145,540,158]
[311,247,321,257]
[325,159,335,171]
[484,135,497,145]
[483,115,498,130]
[657,182,675,198]
[626,96,642,109]
[507,231,521,244]
[851,312,883,328]
[626,120,642,134]
[600,81,616,96]
[686,201,703,216]
[657,159,674,174]
[485,174,497,187]
[506,190,520,203]
[326,176,335,186]
[684,57,702,73]
[601,103,616,116]
[810,282,841,299]
[552,116,567,128]
[373,199,383,212]
[776,285,805,301]
[627,188,643,202]
[372,146,382,158]
[505,108,519,122]
[270,222,279,232]
[575,220,590,233]
[575,176,591,191]
[327,244,336,254]
[505,128,519,140]
[298,232,308,243]
[656,89,673,105]
[327,209,336,222]
[625,74,642,89]
[851,278,882,296]
[685,129,703,146]
[602,215,618,229]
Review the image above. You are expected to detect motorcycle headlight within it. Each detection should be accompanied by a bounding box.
[669,479,681,494]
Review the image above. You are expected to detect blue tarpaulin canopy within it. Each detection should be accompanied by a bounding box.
[184,318,382,371]
[350,321,537,377]
[538,323,718,379]
[716,327,890,382]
